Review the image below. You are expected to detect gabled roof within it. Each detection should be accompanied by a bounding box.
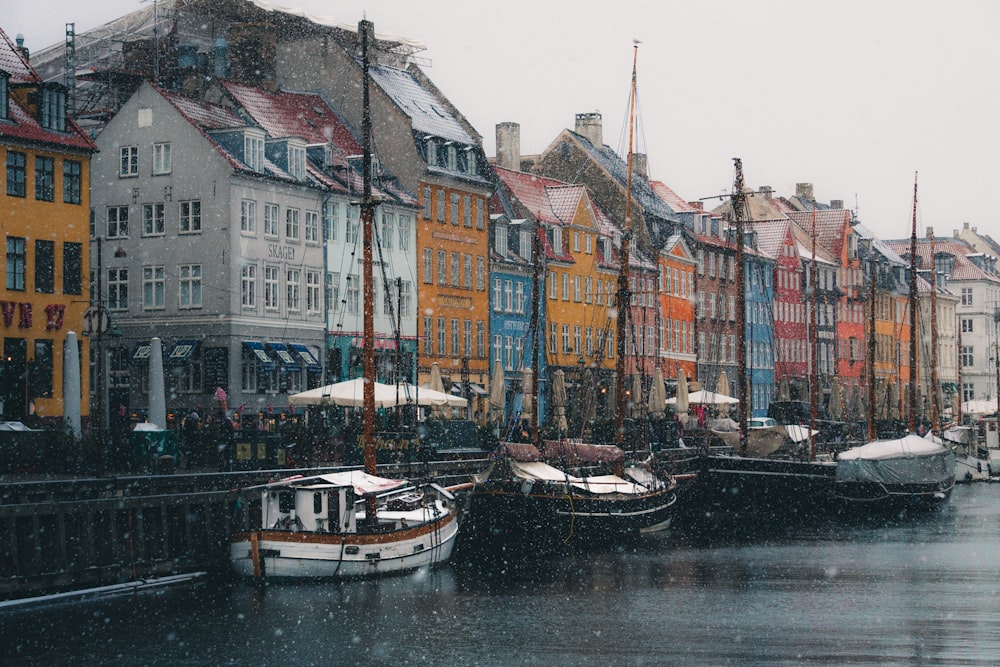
[493,166,566,226]
[564,130,679,225]
[788,219,839,266]
[749,219,796,260]
[854,222,907,267]
[369,64,474,144]
[545,185,588,226]
[786,209,853,261]
[0,26,95,152]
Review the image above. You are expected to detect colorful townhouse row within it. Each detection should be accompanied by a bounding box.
[4,0,999,435]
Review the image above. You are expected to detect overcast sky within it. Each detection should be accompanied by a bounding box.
[7,0,999,242]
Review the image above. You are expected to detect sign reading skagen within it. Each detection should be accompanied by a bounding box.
[439,294,473,309]
[268,244,295,260]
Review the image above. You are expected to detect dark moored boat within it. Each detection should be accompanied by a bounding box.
[465,442,677,549]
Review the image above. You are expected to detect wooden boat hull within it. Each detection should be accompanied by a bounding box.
[230,511,458,579]
[674,455,838,526]
[461,483,677,549]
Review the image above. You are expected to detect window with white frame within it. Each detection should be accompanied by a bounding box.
[264,203,279,237]
[323,201,338,242]
[153,142,171,175]
[305,210,319,244]
[286,208,300,240]
[264,265,279,310]
[179,264,202,308]
[494,335,503,365]
[423,249,433,284]
[400,280,413,318]
[476,256,485,291]
[288,143,306,180]
[244,131,265,173]
[493,279,502,312]
[562,324,570,353]
[108,268,128,310]
[515,282,525,313]
[425,317,434,355]
[346,275,359,314]
[463,195,472,227]
[142,266,165,310]
[306,270,321,313]
[345,206,359,244]
[241,263,257,308]
[327,272,340,313]
[464,319,472,356]
[437,250,447,285]
[142,203,164,236]
[107,206,129,238]
[961,288,973,306]
[495,225,508,257]
[287,269,301,311]
[478,320,486,358]
[120,146,138,177]
[437,317,446,354]
[463,254,472,289]
[398,215,411,251]
[381,212,394,250]
[451,318,459,356]
[241,199,257,234]
[179,200,201,233]
[961,346,974,368]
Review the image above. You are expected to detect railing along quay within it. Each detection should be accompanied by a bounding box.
[0,459,486,601]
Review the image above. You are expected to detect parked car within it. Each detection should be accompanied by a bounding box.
[748,417,778,429]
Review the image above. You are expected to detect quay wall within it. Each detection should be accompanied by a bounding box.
[0,461,483,600]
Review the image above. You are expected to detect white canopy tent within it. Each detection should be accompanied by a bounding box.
[289,378,468,409]
[665,390,740,406]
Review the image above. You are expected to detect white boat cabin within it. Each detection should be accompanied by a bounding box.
[263,483,357,534]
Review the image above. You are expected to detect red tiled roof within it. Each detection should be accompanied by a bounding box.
[787,209,852,260]
[220,80,361,152]
[649,180,700,213]
[494,165,566,226]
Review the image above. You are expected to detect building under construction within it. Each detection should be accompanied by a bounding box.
[28,0,425,136]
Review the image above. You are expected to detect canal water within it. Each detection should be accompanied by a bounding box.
[3,483,999,666]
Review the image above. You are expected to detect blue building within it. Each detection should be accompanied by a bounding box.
[744,237,777,418]
[488,212,546,435]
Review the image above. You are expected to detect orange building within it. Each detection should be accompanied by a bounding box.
[656,234,698,383]
[0,28,95,423]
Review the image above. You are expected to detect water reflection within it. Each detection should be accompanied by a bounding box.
[2,485,998,666]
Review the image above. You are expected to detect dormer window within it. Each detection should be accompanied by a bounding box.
[0,71,8,120]
[447,143,457,170]
[494,224,508,258]
[288,142,306,181]
[244,130,265,173]
[520,229,532,260]
[551,227,563,254]
[425,137,437,166]
[465,147,477,175]
[39,84,66,131]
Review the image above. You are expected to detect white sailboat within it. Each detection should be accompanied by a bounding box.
[229,20,458,578]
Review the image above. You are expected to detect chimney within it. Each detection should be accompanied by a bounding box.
[830,199,843,210]
[15,34,29,62]
[688,201,704,211]
[926,226,934,239]
[759,186,773,201]
[575,112,603,148]
[631,153,648,180]
[495,122,521,171]
[795,182,814,201]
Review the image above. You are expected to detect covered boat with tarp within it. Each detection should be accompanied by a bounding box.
[834,434,956,510]
[466,442,677,548]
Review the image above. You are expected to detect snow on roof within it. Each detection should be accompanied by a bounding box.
[370,65,473,144]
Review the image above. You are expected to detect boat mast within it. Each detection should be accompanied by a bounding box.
[730,158,748,456]
[530,222,541,445]
[809,208,819,460]
[614,42,638,450]
[908,172,919,433]
[359,19,379,520]
[928,227,940,436]
[866,239,877,441]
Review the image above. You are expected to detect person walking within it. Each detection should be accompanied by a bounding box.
[219,409,235,471]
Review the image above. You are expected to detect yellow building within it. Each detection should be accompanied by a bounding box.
[0,28,95,423]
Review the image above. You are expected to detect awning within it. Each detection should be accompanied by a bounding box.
[941,382,958,394]
[290,343,322,372]
[450,383,487,396]
[165,339,200,365]
[243,341,277,371]
[267,342,301,372]
[351,337,398,350]
[130,341,151,365]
